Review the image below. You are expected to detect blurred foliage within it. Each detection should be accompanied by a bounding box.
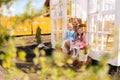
[16,2,49,23]
[0,26,10,46]
[18,51,26,61]
[15,2,35,22]
[40,6,50,16]
[32,42,112,80]
[0,0,15,7]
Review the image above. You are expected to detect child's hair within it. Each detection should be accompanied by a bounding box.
[68,18,73,23]
[77,24,82,28]
[67,23,73,28]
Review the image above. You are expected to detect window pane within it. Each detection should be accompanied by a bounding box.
[89,15,98,32]
[103,34,114,52]
[67,0,72,16]
[103,0,115,11]
[98,15,102,32]
[54,19,63,30]
[54,31,63,41]
[98,34,102,50]
[104,14,114,34]
[88,0,98,13]
[91,33,97,49]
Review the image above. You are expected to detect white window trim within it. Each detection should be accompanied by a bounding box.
[87,0,117,65]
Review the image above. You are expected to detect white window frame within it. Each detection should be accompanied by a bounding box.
[87,0,115,59]
[87,0,120,66]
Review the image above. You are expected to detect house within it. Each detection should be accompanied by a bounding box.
[50,0,120,67]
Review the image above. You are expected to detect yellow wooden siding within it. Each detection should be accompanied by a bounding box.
[0,17,51,36]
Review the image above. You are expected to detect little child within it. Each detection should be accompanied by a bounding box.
[62,23,76,53]
[71,27,87,59]
[64,23,76,41]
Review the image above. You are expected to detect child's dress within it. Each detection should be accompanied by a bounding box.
[64,30,76,41]
[71,35,86,49]
[71,34,87,61]
[71,34,86,49]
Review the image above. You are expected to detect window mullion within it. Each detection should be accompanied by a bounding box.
[96,14,99,51]
[101,14,105,51]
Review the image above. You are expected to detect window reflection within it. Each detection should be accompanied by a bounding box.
[98,34,102,50]
[103,34,114,51]
[91,33,96,50]
[104,15,114,33]
[88,0,98,13]
[103,0,115,11]
[54,19,62,30]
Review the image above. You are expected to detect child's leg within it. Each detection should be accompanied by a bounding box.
[72,48,79,58]
[64,40,70,54]
[62,41,68,53]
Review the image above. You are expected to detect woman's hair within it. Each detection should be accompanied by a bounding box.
[77,18,82,25]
